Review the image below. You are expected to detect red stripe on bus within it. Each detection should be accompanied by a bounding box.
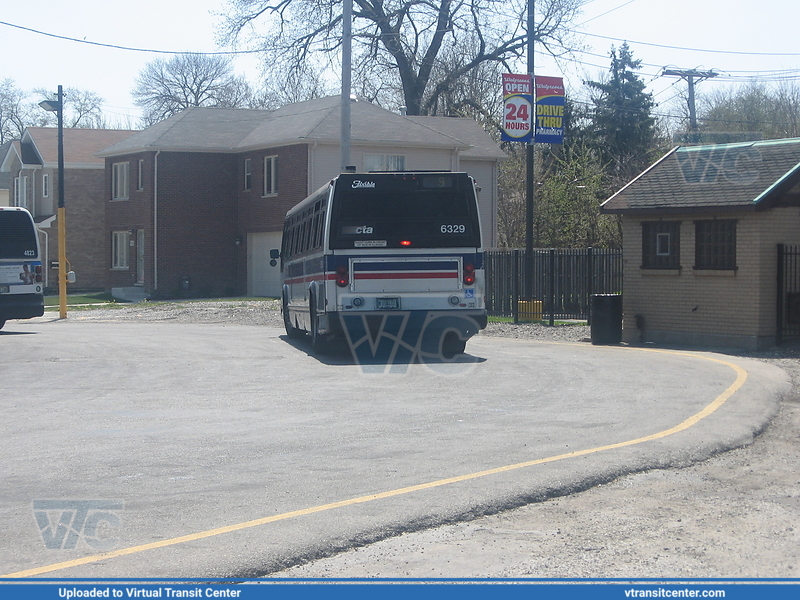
[354,272,458,280]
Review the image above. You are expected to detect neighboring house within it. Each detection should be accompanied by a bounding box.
[0,142,12,206]
[97,96,506,300]
[0,127,138,289]
[601,137,800,350]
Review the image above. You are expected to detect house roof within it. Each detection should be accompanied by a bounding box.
[23,127,139,166]
[97,108,269,155]
[405,115,507,159]
[601,137,800,214]
[98,96,504,160]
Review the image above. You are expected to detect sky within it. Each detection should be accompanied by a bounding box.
[1,0,799,127]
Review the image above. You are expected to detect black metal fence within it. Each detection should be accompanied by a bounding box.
[777,244,800,343]
[485,248,623,321]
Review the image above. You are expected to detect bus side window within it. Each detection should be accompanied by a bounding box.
[299,218,308,255]
[311,213,321,252]
[288,221,298,259]
[284,225,293,261]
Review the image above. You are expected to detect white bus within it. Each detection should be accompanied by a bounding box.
[0,207,45,330]
[277,171,487,357]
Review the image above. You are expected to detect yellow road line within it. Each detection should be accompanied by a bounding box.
[3,349,748,579]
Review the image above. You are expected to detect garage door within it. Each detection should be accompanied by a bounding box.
[247,232,283,297]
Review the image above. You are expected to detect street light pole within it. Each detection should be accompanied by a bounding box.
[39,85,67,319]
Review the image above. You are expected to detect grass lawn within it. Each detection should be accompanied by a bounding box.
[43,292,122,308]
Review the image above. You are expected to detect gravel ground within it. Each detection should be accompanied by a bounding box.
[50,300,800,578]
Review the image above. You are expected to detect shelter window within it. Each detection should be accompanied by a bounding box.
[695,219,737,270]
[641,221,680,269]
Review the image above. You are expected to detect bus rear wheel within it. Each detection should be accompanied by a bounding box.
[441,331,467,359]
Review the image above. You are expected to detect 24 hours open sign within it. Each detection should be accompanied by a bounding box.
[501,73,534,143]
[501,73,564,144]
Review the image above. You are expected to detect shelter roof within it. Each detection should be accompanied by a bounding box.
[601,138,800,214]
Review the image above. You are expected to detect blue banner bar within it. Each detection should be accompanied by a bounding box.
[1,581,798,600]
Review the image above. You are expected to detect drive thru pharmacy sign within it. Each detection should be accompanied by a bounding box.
[501,73,565,144]
[534,75,565,144]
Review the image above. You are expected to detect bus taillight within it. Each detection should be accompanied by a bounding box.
[34,264,43,283]
[336,265,349,287]
[463,263,476,286]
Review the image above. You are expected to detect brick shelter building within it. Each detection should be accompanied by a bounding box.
[601,137,800,350]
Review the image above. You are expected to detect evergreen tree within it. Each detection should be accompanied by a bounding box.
[585,43,662,188]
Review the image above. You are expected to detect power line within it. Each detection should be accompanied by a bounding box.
[583,32,800,57]
[0,19,259,55]
[5,15,800,80]
[578,0,639,26]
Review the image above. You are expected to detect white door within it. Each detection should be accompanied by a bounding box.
[247,232,283,297]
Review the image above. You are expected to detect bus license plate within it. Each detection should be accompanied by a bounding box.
[376,297,400,310]
[0,285,9,294]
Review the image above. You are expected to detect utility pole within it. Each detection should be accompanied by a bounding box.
[662,68,717,143]
[340,0,352,172]
[525,0,535,300]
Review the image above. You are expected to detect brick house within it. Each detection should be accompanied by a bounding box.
[1,127,138,290]
[97,96,505,300]
[601,137,800,350]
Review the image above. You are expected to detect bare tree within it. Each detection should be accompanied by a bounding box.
[694,81,800,141]
[35,87,107,128]
[64,88,106,128]
[248,60,337,110]
[220,0,586,115]
[0,79,28,143]
[132,54,255,124]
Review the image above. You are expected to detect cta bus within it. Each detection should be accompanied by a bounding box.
[277,171,487,357]
[0,207,45,330]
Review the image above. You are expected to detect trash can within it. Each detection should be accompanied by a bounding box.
[590,294,622,345]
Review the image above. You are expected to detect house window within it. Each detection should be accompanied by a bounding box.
[112,231,130,269]
[42,173,50,197]
[695,219,737,270]
[641,221,680,269]
[244,158,252,191]
[137,159,145,191]
[364,154,406,172]
[15,176,28,209]
[112,162,130,200]
[263,156,277,196]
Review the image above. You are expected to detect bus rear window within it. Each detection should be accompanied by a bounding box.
[329,174,481,249]
[0,211,38,259]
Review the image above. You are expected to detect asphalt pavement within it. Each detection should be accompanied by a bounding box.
[0,316,790,579]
